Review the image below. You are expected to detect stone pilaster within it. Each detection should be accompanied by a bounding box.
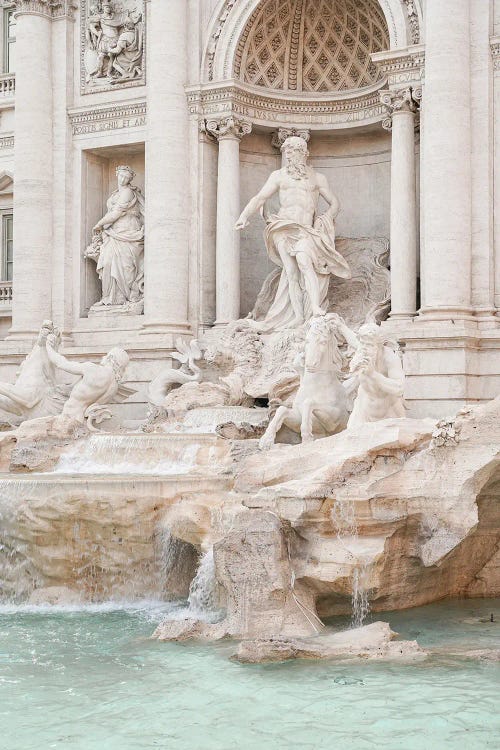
[206,116,251,325]
[380,87,419,320]
[419,0,472,319]
[142,0,191,336]
[9,0,54,338]
[50,5,75,341]
[492,37,500,315]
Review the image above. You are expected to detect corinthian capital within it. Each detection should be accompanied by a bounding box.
[15,0,77,18]
[205,116,252,141]
[271,128,311,150]
[380,87,420,131]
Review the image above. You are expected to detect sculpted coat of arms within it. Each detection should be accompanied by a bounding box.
[81,0,145,93]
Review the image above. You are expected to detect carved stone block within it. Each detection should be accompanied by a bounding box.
[81,0,145,95]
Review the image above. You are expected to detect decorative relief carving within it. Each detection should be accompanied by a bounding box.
[51,0,77,18]
[234,0,389,93]
[69,101,146,135]
[431,418,462,449]
[401,0,420,45]
[80,0,145,94]
[271,127,310,150]
[14,0,77,17]
[205,116,252,141]
[207,0,237,82]
[187,83,387,130]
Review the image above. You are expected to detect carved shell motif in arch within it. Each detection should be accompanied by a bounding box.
[234,0,390,93]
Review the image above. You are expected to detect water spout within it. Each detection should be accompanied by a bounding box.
[332,499,371,627]
[187,548,219,620]
[351,563,371,629]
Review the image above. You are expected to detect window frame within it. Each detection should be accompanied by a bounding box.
[1,210,13,282]
[3,6,16,74]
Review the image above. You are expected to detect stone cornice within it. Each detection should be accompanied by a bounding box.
[187,79,389,131]
[68,100,147,136]
[14,0,77,18]
[491,36,500,73]
[372,45,425,88]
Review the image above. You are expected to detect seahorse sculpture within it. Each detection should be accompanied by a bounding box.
[147,339,204,409]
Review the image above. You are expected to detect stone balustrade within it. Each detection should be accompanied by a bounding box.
[0,74,15,97]
[0,281,13,307]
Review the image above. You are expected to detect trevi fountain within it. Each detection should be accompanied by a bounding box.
[0,1,499,748]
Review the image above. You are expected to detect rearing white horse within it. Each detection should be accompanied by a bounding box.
[259,314,349,449]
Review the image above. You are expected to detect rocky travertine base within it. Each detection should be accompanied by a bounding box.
[233,622,425,664]
[155,399,499,645]
[0,397,498,654]
[0,431,233,602]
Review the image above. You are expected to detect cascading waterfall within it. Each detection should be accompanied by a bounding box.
[53,435,201,475]
[0,480,44,602]
[331,498,372,628]
[187,547,219,620]
[351,564,371,629]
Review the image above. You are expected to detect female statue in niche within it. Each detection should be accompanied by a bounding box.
[85,165,145,314]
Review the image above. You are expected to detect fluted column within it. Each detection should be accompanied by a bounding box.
[206,116,251,325]
[9,0,54,338]
[420,0,472,318]
[381,88,419,320]
[142,0,190,335]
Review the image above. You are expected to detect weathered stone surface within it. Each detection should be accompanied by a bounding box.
[232,402,500,620]
[213,507,321,639]
[152,618,230,642]
[233,621,425,663]
[28,586,83,606]
[236,417,435,496]
[0,433,232,602]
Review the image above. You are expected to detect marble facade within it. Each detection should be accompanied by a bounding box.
[0,0,497,419]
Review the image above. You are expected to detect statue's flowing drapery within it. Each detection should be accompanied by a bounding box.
[258,211,351,330]
[96,187,145,306]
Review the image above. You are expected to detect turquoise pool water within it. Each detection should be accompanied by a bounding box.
[0,598,499,750]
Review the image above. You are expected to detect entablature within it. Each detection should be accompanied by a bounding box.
[187,78,390,131]
[371,44,425,88]
[68,99,146,137]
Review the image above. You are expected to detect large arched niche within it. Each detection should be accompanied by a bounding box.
[196,0,423,318]
[234,0,390,93]
[204,0,419,85]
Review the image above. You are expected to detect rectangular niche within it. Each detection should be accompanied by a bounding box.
[80,143,145,318]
